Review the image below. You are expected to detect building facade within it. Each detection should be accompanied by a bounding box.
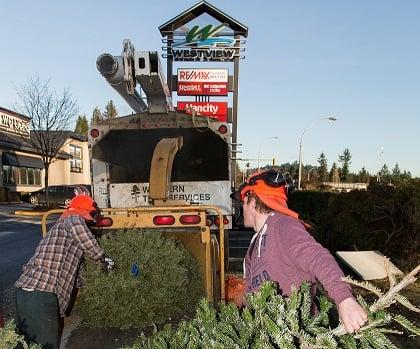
[0,106,90,198]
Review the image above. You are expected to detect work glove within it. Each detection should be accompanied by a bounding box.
[101,256,115,271]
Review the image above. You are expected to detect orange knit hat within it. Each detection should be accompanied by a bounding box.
[62,194,97,221]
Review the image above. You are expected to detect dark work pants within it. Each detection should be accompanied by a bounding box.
[15,288,60,349]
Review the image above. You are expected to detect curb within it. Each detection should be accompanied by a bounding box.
[14,210,47,217]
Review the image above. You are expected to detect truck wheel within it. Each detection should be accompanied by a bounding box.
[30,196,38,205]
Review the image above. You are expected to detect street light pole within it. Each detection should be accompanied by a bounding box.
[298,117,337,190]
[257,136,279,169]
[307,167,317,181]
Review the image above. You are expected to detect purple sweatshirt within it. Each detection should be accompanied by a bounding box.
[244,212,353,306]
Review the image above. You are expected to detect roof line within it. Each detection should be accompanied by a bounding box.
[159,0,248,37]
[0,106,31,121]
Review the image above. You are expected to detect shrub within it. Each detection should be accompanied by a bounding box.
[288,180,420,269]
[0,319,42,349]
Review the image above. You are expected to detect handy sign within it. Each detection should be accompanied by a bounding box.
[177,102,228,122]
[177,69,228,96]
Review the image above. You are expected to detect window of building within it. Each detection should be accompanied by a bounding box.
[2,165,41,186]
[70,144,83,173]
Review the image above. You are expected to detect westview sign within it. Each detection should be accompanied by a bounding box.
[177,102,228,122]
[170,24,238,62]
[177,68,228,96]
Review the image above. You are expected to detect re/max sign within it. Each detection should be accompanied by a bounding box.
[178,69,228,82]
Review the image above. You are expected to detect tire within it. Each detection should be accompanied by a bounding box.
[64,198,72,207]
[29,196,39,205]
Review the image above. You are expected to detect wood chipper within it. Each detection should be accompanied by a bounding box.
[67,39,232,304]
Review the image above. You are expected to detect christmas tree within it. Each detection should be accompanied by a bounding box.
[76,229,204,329]
[130,261,419,349]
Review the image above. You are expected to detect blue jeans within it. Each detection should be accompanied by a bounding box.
[15,288,60,349]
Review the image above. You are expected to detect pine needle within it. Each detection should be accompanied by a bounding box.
[341,276,384,297]
[393,314,420,336]
[394,294,420,313]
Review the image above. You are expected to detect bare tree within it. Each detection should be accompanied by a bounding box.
[15,76,79,206]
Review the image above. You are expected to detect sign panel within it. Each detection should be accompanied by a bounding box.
[169,24,239,62]
[109,181,232,215]
[178,69,228,82]
[177,102,228,122]
[177,68,228,96]
[0,111,30,136]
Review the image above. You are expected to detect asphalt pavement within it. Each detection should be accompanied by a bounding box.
[0,203,44,317]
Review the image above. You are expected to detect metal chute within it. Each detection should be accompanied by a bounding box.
[97,39,173,114]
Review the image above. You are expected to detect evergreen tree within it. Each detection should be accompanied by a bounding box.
[317,152,329,182]
[103,100,118,119]
[338,148,352,182]
[74,114,89,136]
[358,166,370,183]
[380,164,391,183]
[392,163,401,182]
[289,161,299,180]
[90,106,102,125]
[402,170,412,180]
[330,162,339,183]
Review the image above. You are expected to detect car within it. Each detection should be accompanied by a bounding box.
[29,184,91,207]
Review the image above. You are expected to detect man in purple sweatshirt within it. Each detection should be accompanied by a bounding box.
[232,170,367,333]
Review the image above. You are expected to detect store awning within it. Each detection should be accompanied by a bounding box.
[2,152,44,169]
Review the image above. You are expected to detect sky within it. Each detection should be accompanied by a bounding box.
[1,0,419,176]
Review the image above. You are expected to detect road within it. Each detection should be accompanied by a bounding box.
[0,203,45,317]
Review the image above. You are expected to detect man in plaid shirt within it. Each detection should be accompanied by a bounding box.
[15,194,114,349]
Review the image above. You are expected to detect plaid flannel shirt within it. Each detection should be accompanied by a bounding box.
[15,214,104,316]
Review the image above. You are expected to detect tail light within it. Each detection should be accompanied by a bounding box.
[153,215,175,225]
[218,125,228,134]
[90,128,100,138]
[180,214,201,225]
[214,216,229,226]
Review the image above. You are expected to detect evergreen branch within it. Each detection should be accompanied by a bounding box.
[341,277,383,297]
[356,295,370,314]
[384,258,402,288]
[300,282,312,326]
[315,332,338,348]
[297,330,317,349]
[393,314,420,336]
[363,329,398,349]
[333,263,420,337]
[358,336,373,348]
[377,328,404,335]
[370,263,420,313]
[339,335,358,349]
[394,294,420,313]
[351,315,392,338]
